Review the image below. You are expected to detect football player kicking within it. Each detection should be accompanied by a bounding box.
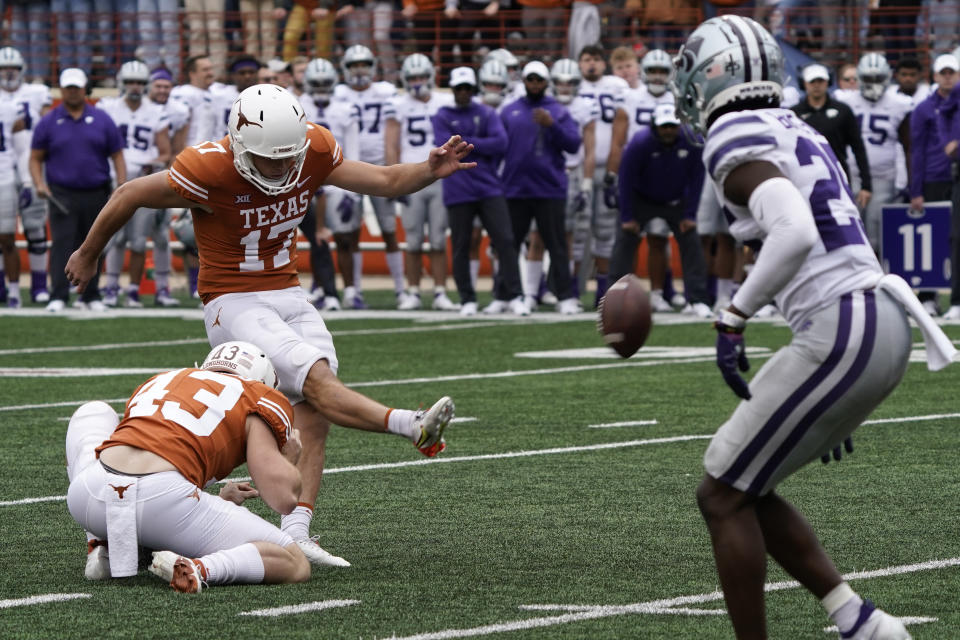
[675,16,956,640]
[67,342,308,592]
[65,84,474,568]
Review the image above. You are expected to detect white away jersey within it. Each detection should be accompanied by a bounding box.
[148,96,190,136]
[170,83,219,146]
[384,91,453,164]
[5,83,50,131]
[332,81,397,165]
[578,74,628,165]
[211,83,239,139]
[564,95,599,168]
[885,82,930,106]
[96,96,169,174]
[0,99,21,179]
[299,94,360,162]
[704,108,883,329]
[623,84,674,140]
[834,88,913,181]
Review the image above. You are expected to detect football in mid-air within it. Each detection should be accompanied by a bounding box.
[597,274,653,358]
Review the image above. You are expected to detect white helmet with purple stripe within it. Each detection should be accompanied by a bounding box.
[672,15,784,133]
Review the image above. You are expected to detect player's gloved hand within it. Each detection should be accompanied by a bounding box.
[715,309,751,400]
[602,171,619,209]
[337,194,356,223]
[821,437,854,463]
[18,186,33,210]
[574,177,592,213]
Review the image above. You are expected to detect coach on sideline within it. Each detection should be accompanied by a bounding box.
[29,68,126,312]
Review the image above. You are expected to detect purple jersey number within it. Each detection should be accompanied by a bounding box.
[794,136,867,251]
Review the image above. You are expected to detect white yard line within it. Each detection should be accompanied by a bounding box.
[0,593,91,609]
[388,558,960,639]
[237,599,360,617]
[863,413,960,425]
[587,420,658,429]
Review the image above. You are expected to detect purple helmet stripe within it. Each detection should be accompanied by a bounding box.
[722,16,752,81]
[744,17,770,80]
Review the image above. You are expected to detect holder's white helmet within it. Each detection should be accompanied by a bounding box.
[857,52,891,102]
[0,46,25,91]
[201,341,279,388]
[478,59,509,106]
[641,49,673,96]
[228,84,309,196]
[673,15,784,133]
[305,58,338,103]
[401,53,435,99]
[550,58,581,105]
[118,60,150,100]
[341,44,376,89]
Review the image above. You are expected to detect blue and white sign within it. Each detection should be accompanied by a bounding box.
[881,202,952,289]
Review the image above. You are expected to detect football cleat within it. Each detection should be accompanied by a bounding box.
[483,299,509,314]
[123,288,143,308]
[398,291,422,310]
[413,396,454,457]
[295,536,351,567]
[459,301,477,316]
[649,290,674,312]
[432,291,460,311]
[101,285,119,307]
[922,299,940,317]
[841,600,911,640]
[85,539,111,580]
[45,299,65,312]
[556,297,582,315]
[942,305,960,320]
[149,550,206,593]
[346,292,368,310]
[508,296,530,316]
[7,296,20,309]
[683,302,714,319]
[154,287,179,307]
[321,296,341,311]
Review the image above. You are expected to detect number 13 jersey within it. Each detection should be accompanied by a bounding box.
[167,125,343,302]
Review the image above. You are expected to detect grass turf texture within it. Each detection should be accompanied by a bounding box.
[1,311,959,639]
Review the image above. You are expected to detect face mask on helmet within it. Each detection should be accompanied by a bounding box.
[479,83,504,106]
[0,67,20,92]
[644,68,671,95]
[307,78,335,102]
[123,80,146,101]
[552,79,579,104]
[201,341,279,388]
[859,74,888,101]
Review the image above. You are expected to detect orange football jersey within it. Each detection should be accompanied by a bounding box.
[96,368,294,488]
[167,125,343,303]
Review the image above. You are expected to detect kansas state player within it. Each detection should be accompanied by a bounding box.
[675,15,954,640]
[97,60,172,308]
[333,45,404,308]
[834,53,912,253]
[0,46,52,304]
[0,97,26,306]
[302,57,361,311]
[485,48,524,104]
[385,54,457,311]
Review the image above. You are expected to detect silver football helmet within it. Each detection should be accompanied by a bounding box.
[341,44,376,89]
[228,84,309,196]
[401,53,435,99]
[672,15,784,133]
[486,48,520,90]
[201,341,279,389]
[0,46,25,91]
[857,52,891,102]
[305,57,338,104]
[641,49,673,96]
[118,60,150,101]
[550,58,581,105]
[478,59,509,107]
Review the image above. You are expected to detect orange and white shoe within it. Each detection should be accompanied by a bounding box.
[85,539,111,580]
[414,396,454,457]
[149,550,206,593]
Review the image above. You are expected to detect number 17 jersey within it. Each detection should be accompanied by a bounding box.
[704,108,883,329]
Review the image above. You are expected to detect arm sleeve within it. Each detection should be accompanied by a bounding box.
[254,387,295,447]
[683,150,705,221]
[730,177,819,316]
[843,105,872,191]
[617,140,643,224]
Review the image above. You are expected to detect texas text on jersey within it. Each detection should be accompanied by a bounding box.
[166,124,343,302]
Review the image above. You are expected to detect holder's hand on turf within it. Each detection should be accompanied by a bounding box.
[715,308,751,400]
[821,437,854,464]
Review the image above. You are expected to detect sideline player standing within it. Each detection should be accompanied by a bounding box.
[65,84,470,567]
[674,15,955,640]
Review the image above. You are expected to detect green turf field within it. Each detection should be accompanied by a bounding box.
[1,303,959,639]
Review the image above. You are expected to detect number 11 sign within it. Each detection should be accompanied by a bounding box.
[881,202,952,289]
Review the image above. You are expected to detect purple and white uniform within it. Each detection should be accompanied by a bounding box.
[702,108,913,495]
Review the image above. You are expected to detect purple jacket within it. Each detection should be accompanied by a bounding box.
[618,126,704,223]
[910,89,953,197]
[432,101,508,206]
[499,95,581,199]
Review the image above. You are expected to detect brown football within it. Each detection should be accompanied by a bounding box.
[597,274,653,358]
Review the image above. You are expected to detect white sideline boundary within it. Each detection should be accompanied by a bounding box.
[384,558,960,640]
[238,599,360,617]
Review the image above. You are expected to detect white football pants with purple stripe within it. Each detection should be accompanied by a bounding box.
[704,288,911,496]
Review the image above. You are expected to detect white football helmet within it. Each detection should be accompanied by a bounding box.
[486,48,520,90]
[550,58,581,105]
[478,59,509,106]
[857,52,891,102]
[673,15,784,133]
[228,84,309,196]
[341,44,376,89]
[0,46,25,91]
[201,341,279,388]
[118,60,150,101]
[305,57,338,104]
[401,53,434,99]
[641,49,673,96]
